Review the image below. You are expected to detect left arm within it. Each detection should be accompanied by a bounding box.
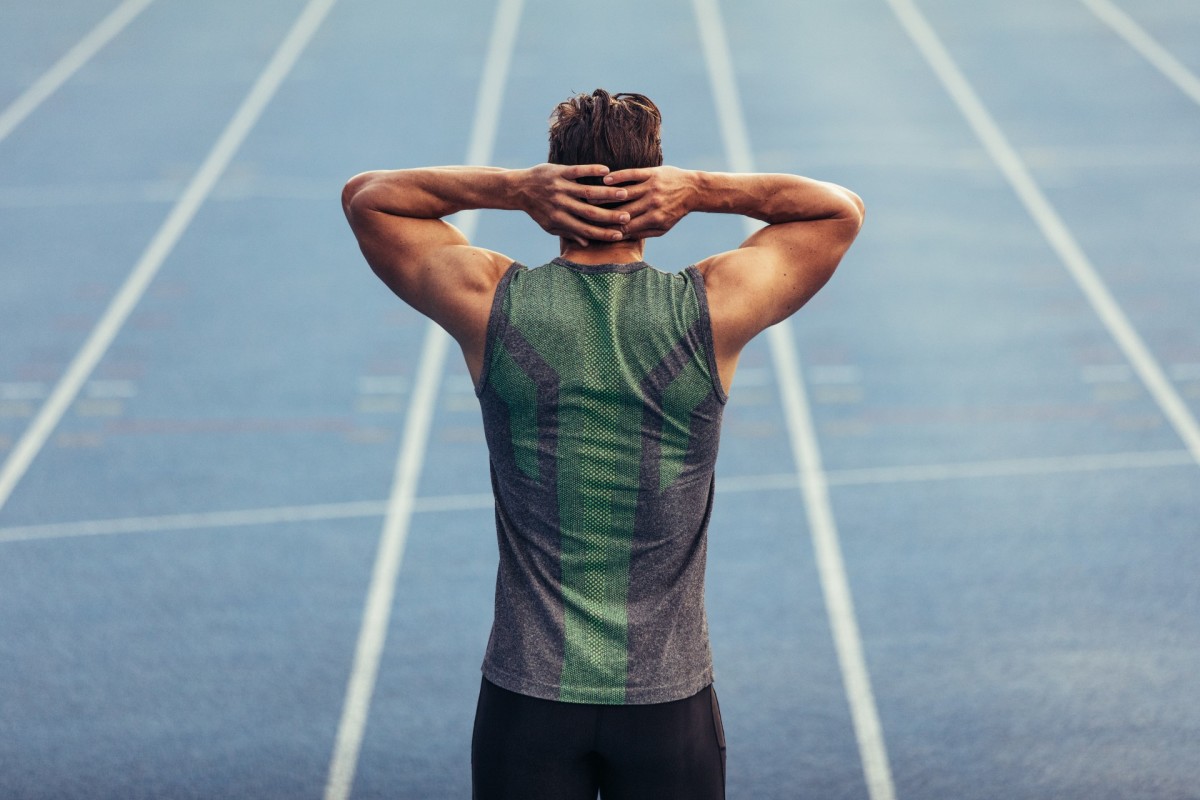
[341,164,629,377]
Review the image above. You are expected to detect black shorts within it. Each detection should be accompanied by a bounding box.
[471,678,726,800]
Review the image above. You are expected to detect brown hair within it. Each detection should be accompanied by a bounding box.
[548,89,663,171]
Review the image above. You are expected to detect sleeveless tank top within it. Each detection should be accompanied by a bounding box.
[475,257,727,704]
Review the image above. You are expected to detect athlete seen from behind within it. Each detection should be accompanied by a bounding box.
[342,89,864,800]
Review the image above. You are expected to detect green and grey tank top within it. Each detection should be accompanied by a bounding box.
[475,256,727,705]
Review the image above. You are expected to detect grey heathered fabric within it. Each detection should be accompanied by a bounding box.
[474,258,727,704]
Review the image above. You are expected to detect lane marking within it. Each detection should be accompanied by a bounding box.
[322,325,449,800]
[3,448,1191,546]
[0,500,389,544]
[1080,0,1200,107]
[882,0,1200,469]
[691,1,898,798]
[320,1,525,797]
[84,379,138,399]
[809,365,864,385]
[0,0,156,146]
[0,383,49,401]
[0,176,341,208]
[357,376,408,395]
[1081,364,1135,384]
[0,0,340,515]
[1171,364,1200,382]
[767,328,898,800]
[824,449,1194,487]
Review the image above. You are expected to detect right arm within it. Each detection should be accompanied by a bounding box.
[609,167,864,387]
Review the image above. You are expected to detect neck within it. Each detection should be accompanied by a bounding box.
[559,239,646,265]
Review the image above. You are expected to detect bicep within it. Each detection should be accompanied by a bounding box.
[348,201,465,299]
[701,216,860,351]
[347,205,505,345]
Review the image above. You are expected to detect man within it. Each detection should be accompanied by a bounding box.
[342,89,863,800]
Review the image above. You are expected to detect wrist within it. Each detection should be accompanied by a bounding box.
[690,170,740,215]
[451,166,515,212]
[507,167,537,214]
[688,169,717,213]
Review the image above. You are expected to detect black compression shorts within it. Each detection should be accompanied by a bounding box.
[471,678,726,800]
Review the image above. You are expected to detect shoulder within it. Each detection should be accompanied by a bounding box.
[688,248,775,373]
[691,248,766,322]
[390,245,508,342]
[439,246,517,294]
[428,249,519,385]
[424,246,515,320]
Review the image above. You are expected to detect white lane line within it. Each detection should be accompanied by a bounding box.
[882,0,1200,469]
[322,324,449,800]
[0,177,338,208]
[0,0,340,515]
[0,493,499,544]
[0,383,49,401]
[691,1,898,798]
[691,0,755,174]
[1081,364,1135,384]
[825,449,1194,487]
[320,1,525,797]
[717,449,1195,493]
[1080,0,1200,107]
[0,500,388,544]
[4,447,1192,545]
[1172,364,1200,382]
[767,328,897,800]
[0,0,156,145]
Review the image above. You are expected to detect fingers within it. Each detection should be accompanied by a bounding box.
[529,162,657,241]
[553,181,629,222]
[608,194,661,236]
[544,201,628,242]
[557,173,627,206]
[573,184,628,206]
[551,221,625,244]
[603,167,653,185]
[611,191,654,218]
[566,197,630,226]
[567,218,626,242]
[595,180,651,213]
[618,200,682,239]
[552,163,635,204]
[618,214,658,238]
[560,163,610,181]
[623,227,669,241]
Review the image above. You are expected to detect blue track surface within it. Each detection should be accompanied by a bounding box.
[2,1,1198,798]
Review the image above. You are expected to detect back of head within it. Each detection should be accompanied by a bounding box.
[548,89,663,172]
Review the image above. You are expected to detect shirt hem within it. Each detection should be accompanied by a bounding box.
[482,661,715,706]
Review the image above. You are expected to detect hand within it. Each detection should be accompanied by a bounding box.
[603,166,694,240]
[516,163,631,246]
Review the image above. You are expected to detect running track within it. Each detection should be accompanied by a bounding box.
[1,1,1198,797]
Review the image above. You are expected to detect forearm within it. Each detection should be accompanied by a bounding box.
[610,166,863,240]
[685,170,863,226]
[342,166,523,221]
[343,163,630,245]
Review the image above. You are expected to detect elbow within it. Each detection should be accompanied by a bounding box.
[850,190,866,224]
[841,189,866,230]
[828,190,865,268]
[341,171,379,223]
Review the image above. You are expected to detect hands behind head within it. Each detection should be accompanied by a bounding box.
[602,165,690,242]
[519,163,690,247]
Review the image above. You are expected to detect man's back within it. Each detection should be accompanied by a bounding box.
[341,87,862,799]
[478,257,725,705]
